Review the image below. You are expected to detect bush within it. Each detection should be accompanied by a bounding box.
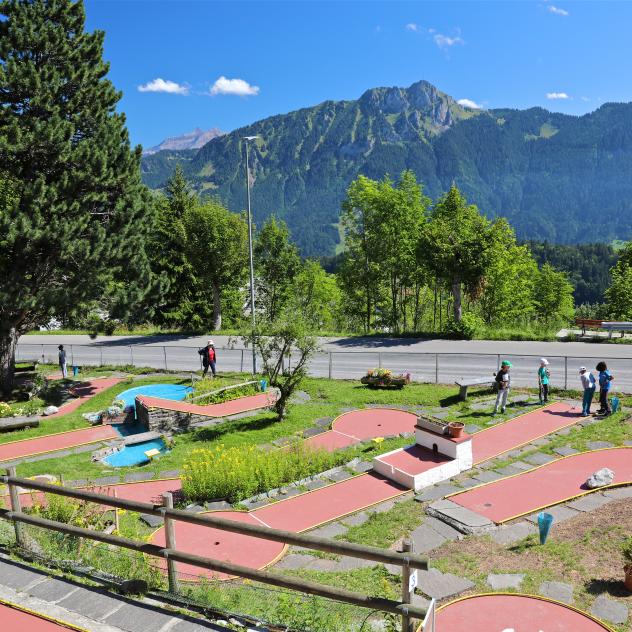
[0,402,11,417]
[623,536,632,563]
[182,443,342,503]
[444,312,484,340]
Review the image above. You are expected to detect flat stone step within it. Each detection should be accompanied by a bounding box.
[123,431,162,446]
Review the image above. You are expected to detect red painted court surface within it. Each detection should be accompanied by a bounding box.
[0,424,118,463]
[471,402,577,464]
[376,444,452,474]
[45,378,122,418]
[137,391,277,418]
[433,594,612,632]
[0,601,85,631]
[306,408,417,451]
[151,510,286,581]
[251,473,406,532]
[450,447,632,523]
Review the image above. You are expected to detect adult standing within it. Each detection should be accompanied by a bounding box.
[596,361,613,416]
[58,344,67,379]
[494,360,512,414]
[579,367,596,417]
[538,358,550,404]
[198,340,217,378]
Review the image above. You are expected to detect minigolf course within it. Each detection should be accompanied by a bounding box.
[136,391,277,418]
[448,447,632,523]
[0,598,87,631]
[430,593,614,632]
[0,424,119,463]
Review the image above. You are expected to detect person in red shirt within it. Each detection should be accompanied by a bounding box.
[198,339,217,377]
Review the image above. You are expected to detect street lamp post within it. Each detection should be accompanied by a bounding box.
[243,135,259,375]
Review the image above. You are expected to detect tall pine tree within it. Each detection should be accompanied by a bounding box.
[0,0,152,394]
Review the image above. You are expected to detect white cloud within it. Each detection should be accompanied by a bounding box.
[405,23,418,32]
[548,5,569,16]
[457,98,482,109]
[138,78,189,95]
[434,33,465,49]
[546,92,570,100]
[210,76,259,97]
[581,96,590,102]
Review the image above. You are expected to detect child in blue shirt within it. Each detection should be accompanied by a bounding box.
[595,361,613,416]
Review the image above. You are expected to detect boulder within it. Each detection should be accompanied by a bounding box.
[42,405,59,416]
[586,468,615,489]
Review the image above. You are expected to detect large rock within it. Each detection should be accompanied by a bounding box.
[585,468,615,489]
[42,405,59,416]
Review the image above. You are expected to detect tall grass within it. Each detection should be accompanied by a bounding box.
[182,443,344,503]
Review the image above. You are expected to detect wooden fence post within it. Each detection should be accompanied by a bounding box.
[6,467,24,547]
[400,538,414,632]
[162,492,179,594]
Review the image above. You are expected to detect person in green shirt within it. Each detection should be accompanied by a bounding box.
[538,358,550,404]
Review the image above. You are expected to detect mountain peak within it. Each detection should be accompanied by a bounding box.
[143,127,225,155]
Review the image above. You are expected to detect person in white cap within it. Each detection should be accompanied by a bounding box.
[537,358,550,404]
[579,366,596,416]
[198,339,217,377]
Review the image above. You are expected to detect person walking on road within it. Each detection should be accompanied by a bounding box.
[579,367,596,417]
[198,340,217,378]
[596,361,613,416]
[494,360,512,414]
[538,358,550,404]
[58,344,67,379]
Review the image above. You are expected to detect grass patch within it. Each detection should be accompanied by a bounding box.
[338,499,422,549]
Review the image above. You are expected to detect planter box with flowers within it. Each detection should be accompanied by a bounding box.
[360,368,411,389]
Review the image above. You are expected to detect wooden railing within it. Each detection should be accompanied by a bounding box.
[0,469,429,631]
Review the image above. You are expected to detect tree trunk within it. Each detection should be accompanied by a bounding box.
[0,326,19,398]
[452,281,463,322]
[211,282,222,331]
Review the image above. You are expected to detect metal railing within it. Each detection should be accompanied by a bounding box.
[1,469,428,630]
[16,342,632,393]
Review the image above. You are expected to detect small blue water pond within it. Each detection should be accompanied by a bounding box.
[103,439,167,467]
[116,384,192,409]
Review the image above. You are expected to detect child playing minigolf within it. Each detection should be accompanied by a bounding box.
[494,360,512,414]
[596,361,614,416]
[538,358,551,404]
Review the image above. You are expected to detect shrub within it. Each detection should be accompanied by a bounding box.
[182,443,342,503]
[0,402,11,417]
[444,312,484,340]
[623,536,632,563]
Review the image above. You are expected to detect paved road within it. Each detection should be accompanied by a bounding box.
[16,334,632,392]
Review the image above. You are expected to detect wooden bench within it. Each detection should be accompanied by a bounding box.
[575,318,603,335]
[455,377,496,401]
[0,417,40,432]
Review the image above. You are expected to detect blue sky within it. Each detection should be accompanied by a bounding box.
[84,0,632,149]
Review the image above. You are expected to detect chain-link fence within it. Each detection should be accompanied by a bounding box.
[16,342,632,393]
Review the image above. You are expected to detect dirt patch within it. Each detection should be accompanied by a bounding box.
[430,498,632,608]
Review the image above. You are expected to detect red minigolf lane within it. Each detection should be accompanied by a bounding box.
[432,594,612,632]
[305,408,417,452]
[376,444,452,475]
[6,478,183,510]
[449,447,632,523]
[471,401,578,464]
[252,473,407,532]
[0,424,119,463]
[0,600,87,631]
[45,378,123,419]
[137,391,277,418]
[151,510,286,581]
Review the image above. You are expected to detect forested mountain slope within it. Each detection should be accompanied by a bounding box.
[141,80,632,256]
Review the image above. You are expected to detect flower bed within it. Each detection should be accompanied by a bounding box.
[360,368,411,389]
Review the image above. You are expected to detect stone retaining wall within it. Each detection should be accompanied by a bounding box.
[135,400,218,434]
